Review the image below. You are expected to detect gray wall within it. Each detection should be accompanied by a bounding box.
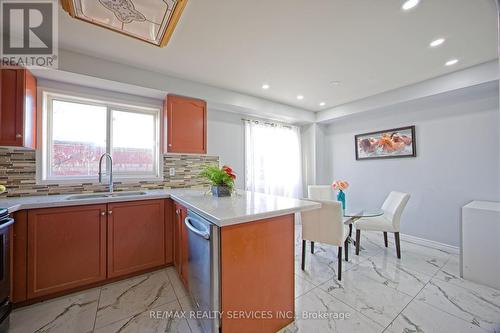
[323,82,500,247]
[207,109,245,189]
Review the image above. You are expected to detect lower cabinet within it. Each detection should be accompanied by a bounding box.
[27,205,107,299]
[107,200,165,278]
[174,202,189,289]
[14,199,173,302]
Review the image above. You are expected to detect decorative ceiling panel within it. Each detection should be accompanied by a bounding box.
[61,0,186,46]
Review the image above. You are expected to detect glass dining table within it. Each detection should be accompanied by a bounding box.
[343,208,384,247]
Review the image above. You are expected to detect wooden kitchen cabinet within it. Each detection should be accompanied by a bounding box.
[107,200,166,278]
[0,67,36,148]
[173,202,189,289]
[26,205,107,299]
[164,94,207,154]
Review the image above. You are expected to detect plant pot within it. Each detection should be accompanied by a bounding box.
[211,185,231,197]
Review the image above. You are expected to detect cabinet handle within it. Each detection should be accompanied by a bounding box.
[168,144,172,147]
[100,211,106,216]
[108,210,113,215]
[16,133,22,138]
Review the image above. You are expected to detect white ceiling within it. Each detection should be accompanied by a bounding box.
[58,0,498,111]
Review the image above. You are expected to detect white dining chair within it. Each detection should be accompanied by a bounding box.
[353,191,410,259]
[300,200,349,280]
[306,185,334,253]
[307,185,334,201]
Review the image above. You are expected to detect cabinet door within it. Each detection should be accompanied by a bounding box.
[173,203,182,271]
[179,205,189,289]
[0,68,36,148]
[107,200,165,278]
[173,202,189,288]
[27,205,107,299]
[165,199,174,265]
[165,94,207,154]
[0,69,24,146]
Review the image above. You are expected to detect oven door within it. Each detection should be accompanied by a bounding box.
[0,217,14,332]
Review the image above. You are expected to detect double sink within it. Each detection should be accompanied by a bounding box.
[65,191,148,201]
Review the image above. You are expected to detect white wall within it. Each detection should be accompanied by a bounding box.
[207,109,245,189]
[323,82,500,247]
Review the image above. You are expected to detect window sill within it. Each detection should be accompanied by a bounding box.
[37,176,164,186]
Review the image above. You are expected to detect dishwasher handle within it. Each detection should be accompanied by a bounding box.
[184,217,210,240]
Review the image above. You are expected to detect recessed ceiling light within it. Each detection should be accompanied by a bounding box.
[445,59,458,66]
[402,0,420,11]
[319,102,326,107]
[262,84,270,90]
[430,38,445,47]
[330,81,341,86]
[296,95,304,100]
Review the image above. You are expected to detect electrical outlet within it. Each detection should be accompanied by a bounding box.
[169,168,175,176]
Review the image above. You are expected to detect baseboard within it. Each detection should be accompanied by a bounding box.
[400,233,460,255]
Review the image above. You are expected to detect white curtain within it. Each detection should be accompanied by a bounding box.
[244,120,303,198]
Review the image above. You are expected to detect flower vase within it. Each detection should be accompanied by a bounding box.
[211,185,231,197]
[337,190,346,210]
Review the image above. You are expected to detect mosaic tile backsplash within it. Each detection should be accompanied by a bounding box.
[0,148,219,197]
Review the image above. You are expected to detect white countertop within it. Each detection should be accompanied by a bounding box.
[463,200,500,212]
[0,189,320,227]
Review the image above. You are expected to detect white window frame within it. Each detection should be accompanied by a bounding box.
[38,89,162,184]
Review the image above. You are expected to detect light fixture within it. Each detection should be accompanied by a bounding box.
[262,84,270,90]
[402,0,420,11]
[60,0,188,47]
[330,81,341,86]
[319,102,326,107]
[445,59,458,66]
[296,95,304,100]
[430,38,445,47]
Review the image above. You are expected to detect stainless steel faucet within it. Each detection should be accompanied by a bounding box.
[98,153,113,193]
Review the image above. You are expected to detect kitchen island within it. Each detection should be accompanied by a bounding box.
[1,189,320,333]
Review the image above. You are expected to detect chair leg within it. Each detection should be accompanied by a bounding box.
[395,232,401,259]
[383,232,388,247]
[301,240,306,270]
[355,229,361,255]
[337,246,342,280]
[311,241,315,254]
[344,239,349,262]
[349,224,353,238]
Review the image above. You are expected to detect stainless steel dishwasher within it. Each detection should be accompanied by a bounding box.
[184,211,220,333]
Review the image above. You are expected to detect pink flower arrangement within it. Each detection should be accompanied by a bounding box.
[332,180,349,191]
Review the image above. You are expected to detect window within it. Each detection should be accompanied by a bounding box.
[244,120,302,198]
[40,91,161,182]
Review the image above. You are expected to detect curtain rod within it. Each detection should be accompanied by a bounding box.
[241,118,293,129]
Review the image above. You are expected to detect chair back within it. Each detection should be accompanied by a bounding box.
[301,200,347,246]
[308,185,334,201]
[381,191,410,231]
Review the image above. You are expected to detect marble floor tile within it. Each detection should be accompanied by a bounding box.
[294,252,356,286]
[178,296,203,333]
[386,299,490,333]
[295,274,316,298]
[319,270,413,327]
[370,246,448,277]
[10,288,100,333]
[278,287,384,333]
[94,299,191,333]
[434,255,500,300]
[355,255,432,297]
[167,266,189,299]
[417,278,500,332]
[95,269,177,329]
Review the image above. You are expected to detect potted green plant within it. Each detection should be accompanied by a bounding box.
[200,165,236,197]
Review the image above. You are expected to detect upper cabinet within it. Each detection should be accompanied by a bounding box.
[0,68,37,149]
[164,94,207,154]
